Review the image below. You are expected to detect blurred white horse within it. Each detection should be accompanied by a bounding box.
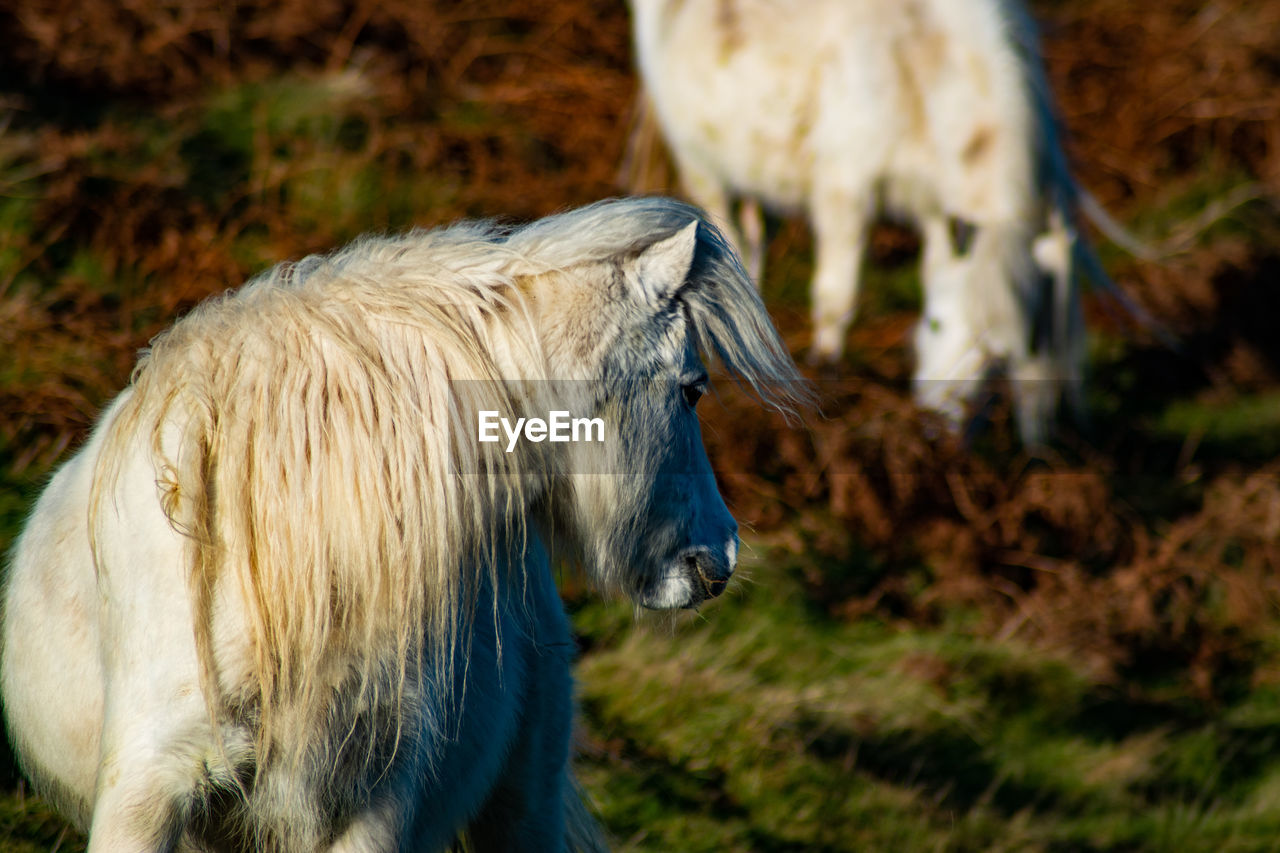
[630,0,1096,441]
[1,197,805,851]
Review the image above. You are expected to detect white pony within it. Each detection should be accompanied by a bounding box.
[630,0,1092,441]
[1,197,805,851]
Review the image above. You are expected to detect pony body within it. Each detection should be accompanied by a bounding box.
[1,197,804,851]
[630,0,1087,440]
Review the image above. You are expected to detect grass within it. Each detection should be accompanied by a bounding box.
[571,541,1280,852]
[1152,391,1280,460]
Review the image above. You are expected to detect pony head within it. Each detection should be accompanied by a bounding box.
[502,198,808,609]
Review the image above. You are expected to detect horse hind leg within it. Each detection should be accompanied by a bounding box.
[86,729,204,853]
[808,185,874,364]
[85,688,264,853]
[1,451,107,830]
[85,450,261,851]
[676,155,732,233]
[737,196,766,285]
[674,156,766,287]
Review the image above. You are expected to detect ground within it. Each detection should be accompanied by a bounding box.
[1,1,1279,850]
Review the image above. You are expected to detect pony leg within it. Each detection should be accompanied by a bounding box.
[808,186,872,363]
[913,216,983,427]
[678,157,732,234]
[738,197,766,286]
[327,797,402,853]
[675,157,763,283]
[920,215,954,281]
[85,608,217,853]
[84,424,223,852]
[465,641,576,852]
[85,717,203,852]
[1003,220,1070,445]
[679,159,767,288]
[465,551,581,852]
[86,773,185,852]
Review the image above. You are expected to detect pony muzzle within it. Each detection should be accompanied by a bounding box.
[680,544,735,605]
[635,543,737,610]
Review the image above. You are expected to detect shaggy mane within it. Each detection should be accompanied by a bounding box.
[87,196,806,778]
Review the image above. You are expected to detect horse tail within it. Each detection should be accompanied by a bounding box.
[1013,0,1176,357]
[1071,191,1184,354]
[1077,188,1157,261]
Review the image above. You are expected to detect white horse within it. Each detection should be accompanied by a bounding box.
[630,0,1092,441]
[1,197,805,851]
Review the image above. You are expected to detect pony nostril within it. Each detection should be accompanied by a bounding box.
[688,552,731,598]
[678,547,733,601]
[702,575,728,598]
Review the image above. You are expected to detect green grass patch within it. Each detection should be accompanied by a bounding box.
[572,539,1280,852]
[1152,391,1280,459]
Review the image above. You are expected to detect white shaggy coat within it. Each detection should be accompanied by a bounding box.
[1,197,805,851]
[630,0,1088,440]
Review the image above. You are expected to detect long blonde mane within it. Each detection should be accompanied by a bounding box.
[87,197,805,776]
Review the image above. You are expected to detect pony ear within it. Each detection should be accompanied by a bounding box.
[629,220,699,304]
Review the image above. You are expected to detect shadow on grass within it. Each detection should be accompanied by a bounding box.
[797,711,1056,818]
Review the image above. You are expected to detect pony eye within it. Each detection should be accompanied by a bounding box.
[682,381,706,408]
